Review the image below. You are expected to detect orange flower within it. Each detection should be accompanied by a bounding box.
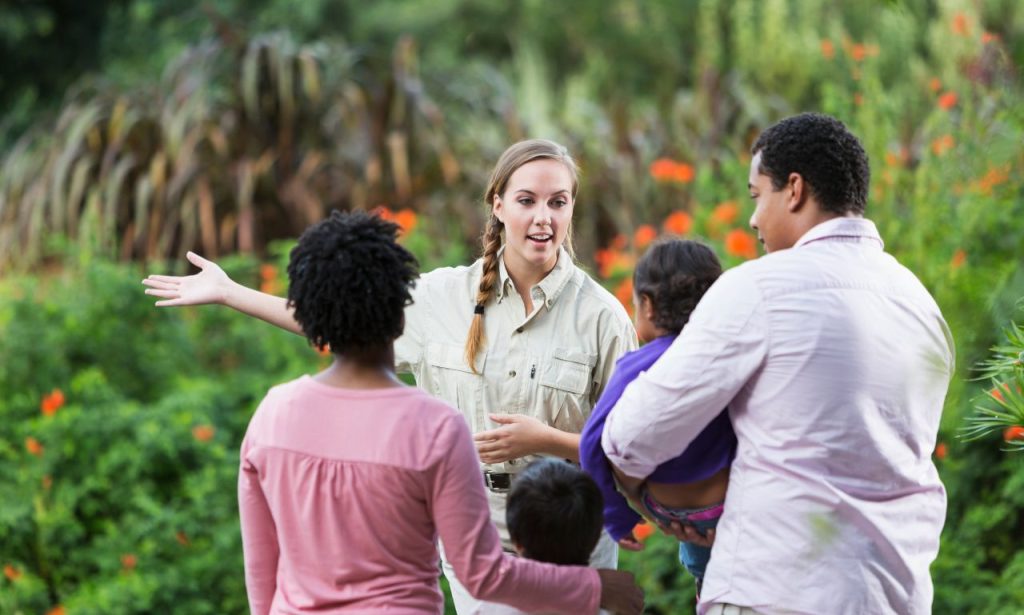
[981,31,999,44]
[42,475,52,491]
[121,553,137,571]
[633,522,655,542]
[951,12,969,36]
[973,164,1010,195]
[937,91,957,111]
[950,249,966,270]
[850,43,867,62]
[930,135,954,156]
[373,205,395,222]
[45,607,65,615]
[176,531,191,547]
[934,442,948,460]
[663,211,693,236]
[633,225,657,249]
[711,201,739,226]
[1004,426,1024,442]
[192,425,215,443]
[991,385,1006,403]
[854,93,864,106]
[40,388,65,417]
[3,564,21,581]
[611,234,627,251]
[928,77,941,93]
[650,158,695,184]
[25,437,43,457]
[317,343,332,357]
[394,208,418,233]
[724,229,758,260]
[820,39,835,60]
[259,264,280,294]
[614,278,634,310]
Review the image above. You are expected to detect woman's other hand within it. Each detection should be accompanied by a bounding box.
[143,251,233,307]
[473,414,552,464]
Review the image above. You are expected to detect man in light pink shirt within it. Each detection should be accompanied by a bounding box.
[603,113,954,615]
[238,211,643,614]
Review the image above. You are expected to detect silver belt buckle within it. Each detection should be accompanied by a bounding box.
[483,471,512,493]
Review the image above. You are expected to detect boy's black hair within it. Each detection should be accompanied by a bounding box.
[633,239,722,334]
[286,210,418,354]
[751,112,871,215]
[506,458,604,566]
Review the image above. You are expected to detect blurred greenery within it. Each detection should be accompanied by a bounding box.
[2,0,1024,613]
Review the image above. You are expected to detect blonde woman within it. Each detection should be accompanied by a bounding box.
[143,139,637,613]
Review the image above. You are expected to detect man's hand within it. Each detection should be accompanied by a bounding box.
[596,569,644,614]
[659,520,716,547]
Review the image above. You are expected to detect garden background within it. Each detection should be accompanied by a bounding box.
[2,0,1024,613]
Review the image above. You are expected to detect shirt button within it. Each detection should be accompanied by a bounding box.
[516,327,523,333]
[508,370,516,378]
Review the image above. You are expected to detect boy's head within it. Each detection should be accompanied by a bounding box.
[632,239,722,342]
[286,210,419,356]
[506,458,604,566]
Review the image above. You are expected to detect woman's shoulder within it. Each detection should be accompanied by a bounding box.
[413,259,483,298]
[567,265,632,324]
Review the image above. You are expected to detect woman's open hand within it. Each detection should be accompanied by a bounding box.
[473,414,551,464]
[143,251,232,307]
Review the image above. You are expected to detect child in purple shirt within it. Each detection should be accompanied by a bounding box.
[580,239,736,595]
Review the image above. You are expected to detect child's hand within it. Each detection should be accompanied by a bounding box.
[617,531,646,552]
[473,414,550,463]
[596,569,644,615]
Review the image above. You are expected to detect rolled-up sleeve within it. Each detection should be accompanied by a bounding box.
[603,267,768,479]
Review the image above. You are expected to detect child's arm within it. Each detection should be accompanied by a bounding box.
[238,439,279,615]
[143,251,303,335]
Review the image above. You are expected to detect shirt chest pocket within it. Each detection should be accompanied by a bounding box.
[538,347,597,432]
[425,342,483,413]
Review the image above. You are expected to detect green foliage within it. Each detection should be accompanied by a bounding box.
[2,0,1024,612]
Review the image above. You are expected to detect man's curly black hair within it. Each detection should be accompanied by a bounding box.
[634,239,722,334]
[751,113,870,215]
[286,210,418,354]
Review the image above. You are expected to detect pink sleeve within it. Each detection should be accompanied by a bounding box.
[238,426,279,615]
[430,413,601,615]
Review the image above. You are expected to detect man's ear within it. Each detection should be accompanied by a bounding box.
[787,172,807,213]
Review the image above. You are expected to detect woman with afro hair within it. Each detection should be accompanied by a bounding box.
[231,211,642,614]
[144,140,638,614]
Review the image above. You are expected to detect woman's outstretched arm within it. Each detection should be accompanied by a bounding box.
[142,251,303,335]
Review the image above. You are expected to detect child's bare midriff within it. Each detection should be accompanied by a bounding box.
[646,466,730,509]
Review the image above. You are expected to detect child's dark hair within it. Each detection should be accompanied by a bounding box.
[286,210,419,353]
[633,239,722,333]
[506,458,603,566]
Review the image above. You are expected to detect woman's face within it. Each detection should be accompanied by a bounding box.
[492,158,575,278]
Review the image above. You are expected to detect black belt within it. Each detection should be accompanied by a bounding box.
[483,471,513,493]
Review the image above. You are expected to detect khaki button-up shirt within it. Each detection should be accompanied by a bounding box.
[395,248,638,476]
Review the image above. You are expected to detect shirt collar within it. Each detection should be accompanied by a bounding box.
[794,216,884,250]
[495,246,575,308]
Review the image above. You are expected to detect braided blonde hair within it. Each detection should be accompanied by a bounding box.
[464,139,579,372]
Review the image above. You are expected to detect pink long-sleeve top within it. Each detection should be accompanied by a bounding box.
[238,375,600,614]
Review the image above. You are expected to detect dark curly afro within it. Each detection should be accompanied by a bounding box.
[752,113,870,215]
[634,239,722,334]
[286,210,419,354]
